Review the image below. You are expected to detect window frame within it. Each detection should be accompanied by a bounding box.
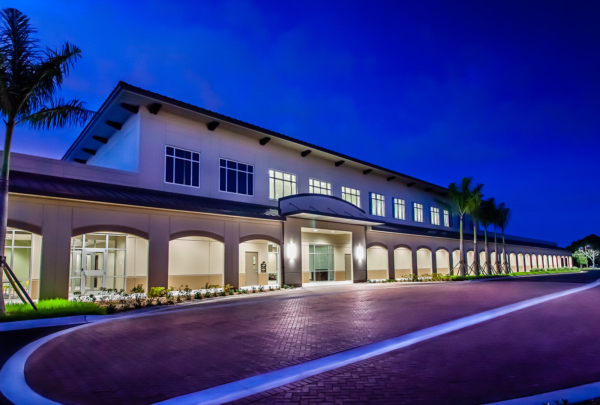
[309,178,332,196]
[341,186,361,208]
[370,193,385,217]
[413,202,424,223]
[393,198,405,220]
[443,209,451,227]
[269,169,297,200]
[219,158,254,196]
[164,145,200,188]
[430,206,440,225]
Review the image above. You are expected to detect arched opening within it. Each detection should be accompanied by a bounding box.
[70,232,148,296]
[543,255,549,268]
[240,239,280,286]
[452,249,460,272]
[490,251,497,269]
[467,251,475,269]
[509,253,517,272]
[3,228,42,302]
[553,256,558,268]
[525,254,531,271]
[537,254,543,268]
[517,254,524,272]
[479,251,487,268]
[168,235,223,289]
[417,248,432,276]
[367,245,388,280]
[394,247,412,278]
[436,249,450,275]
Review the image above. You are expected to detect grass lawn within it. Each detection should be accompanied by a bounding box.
[441,268,585,281]
[0,299,107,323]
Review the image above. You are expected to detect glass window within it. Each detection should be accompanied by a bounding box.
[342,187,361,208]
[165,146,199,187]
[309,244,334,281]
[413,203,424,222]
[430,207,440,225]
[309,179,331,195]
[219,159,254,196]
[370,193,385,217]
[444,210,451,227]
[269,170,297,200]
[393,198,405,220]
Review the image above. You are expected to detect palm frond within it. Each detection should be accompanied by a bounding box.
[19,97,95,130]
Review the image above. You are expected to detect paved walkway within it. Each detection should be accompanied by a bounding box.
[230,274,600,405]
[22,272,600,405]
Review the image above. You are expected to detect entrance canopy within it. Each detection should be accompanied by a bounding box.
[280,194,383,226]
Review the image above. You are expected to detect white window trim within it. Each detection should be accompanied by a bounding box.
[430,207,440,225]
[393,198,405,220]
[164,145,201,188]
[269,169,298,200]
[309,178,332,195]
[219,157,254,197]
[413,202,424,223]
[341,186,361,208]
[370,193,385,217]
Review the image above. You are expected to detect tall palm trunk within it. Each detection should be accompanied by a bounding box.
[458,214,465,276]
[473,223,479,275]
[501,230,507,273]
[484,228,490,275]
[0,119,14,315]
[493,225,499,273]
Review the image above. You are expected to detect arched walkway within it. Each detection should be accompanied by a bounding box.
[517,253,525,272]
[367,245,388,280]
[436,249,450,275]
[394,247,412,278]
[417,248,432,276]
[3,227,42,301]
[168,235,223,289]
[509,253,517,272]
[70,232,148,295]
[240,239,281,286]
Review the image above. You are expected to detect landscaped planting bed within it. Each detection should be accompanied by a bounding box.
[1,298,107,322]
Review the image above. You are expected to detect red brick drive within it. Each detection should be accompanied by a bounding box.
[230,280,600,405]
[24,274,597,405]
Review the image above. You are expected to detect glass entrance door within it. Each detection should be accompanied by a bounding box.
[82,248,106,294]
[309,245,334,281]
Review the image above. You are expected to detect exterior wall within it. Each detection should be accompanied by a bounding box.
[239,240,274,287]
[168,236,224,289]
[86,113,140,172]
[302,232,352,282]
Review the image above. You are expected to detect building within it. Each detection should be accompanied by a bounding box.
[3,82,571,301]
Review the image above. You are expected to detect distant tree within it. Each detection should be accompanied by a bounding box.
[565,234,600,252]
[0,8,94,314]
[497,203,511,273]
[479,198,497,274]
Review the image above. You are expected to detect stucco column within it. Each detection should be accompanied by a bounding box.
[224,221,240,288]
[39,205,73,300]
[351,227,367,283]
[411,249,418,276]
[387,245,395,279]
[431,250,437,274]
[148,215,169,289]
[282,218,303,287]
[449,250,454,274]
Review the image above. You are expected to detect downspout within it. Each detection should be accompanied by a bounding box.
[280,221,285,287]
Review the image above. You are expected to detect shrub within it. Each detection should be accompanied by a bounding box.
[224,284,234,294]
[130,284,145,294]
[194,291,203,299]
[106,301,117,314]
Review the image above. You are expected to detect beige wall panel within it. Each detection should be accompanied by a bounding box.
[395,269,411,277]
[8,197,44,231]
[258,273,268,285]
[239,241,269,274]
[394,248,412,271]
[302,272,309,283]
[126,277,147,292]
[239,222,281,241]
[169,215,225,239]
[31,280,39,300]
[239,274,246,286]
[209,241,225,275]
[334,271,346,281]
[31,234,42,279]
[367,270,388,279]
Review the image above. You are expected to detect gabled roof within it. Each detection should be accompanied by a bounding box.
[9,171,282,220]
[63,81,449,194]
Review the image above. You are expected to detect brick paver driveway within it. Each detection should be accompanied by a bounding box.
[23,272,600,405]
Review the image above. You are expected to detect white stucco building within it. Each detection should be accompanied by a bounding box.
[3,82,571,301]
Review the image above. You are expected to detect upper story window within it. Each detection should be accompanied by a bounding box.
[220,159,254,196]
[269,170,297,200]
[165,146,199,187]
[309,179,331,195]
[342,187,361,208]
[430,207,440,225]
[394,198,405,220]
[444,209,451,227]
[370,193,385,217]
[413,203,423,222]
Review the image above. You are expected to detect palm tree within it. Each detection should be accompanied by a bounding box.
[498,204,511,273]
[446,177,483,276]
[492,203,502,273]
[479,198,497,275]
[467,186,484,275]
[0,8,94,314]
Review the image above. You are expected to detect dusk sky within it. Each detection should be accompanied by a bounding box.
[5,0,600,247]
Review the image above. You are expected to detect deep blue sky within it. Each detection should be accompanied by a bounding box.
[5,0,600,247]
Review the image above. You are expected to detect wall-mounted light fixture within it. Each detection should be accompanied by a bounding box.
[287,241,298,260]
[355,245,365,261]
